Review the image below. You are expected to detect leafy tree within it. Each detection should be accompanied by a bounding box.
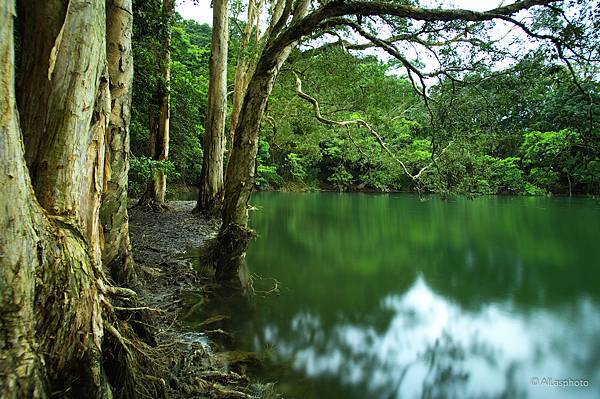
[131,7,210,195]
[213,0,599,280]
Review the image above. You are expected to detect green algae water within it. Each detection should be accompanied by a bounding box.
[201,193,600,399]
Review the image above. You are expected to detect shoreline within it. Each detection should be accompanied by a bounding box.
[128,201,269,398]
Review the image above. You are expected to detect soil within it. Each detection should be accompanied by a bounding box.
[129,201,272,398]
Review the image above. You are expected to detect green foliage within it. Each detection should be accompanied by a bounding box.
[255,136,284,190]
[128,10,599,198]
[328,165,353,191]
[520,130,592,192]
[285,153,308,181]
[425,53,599,195]
[131,7,210,188]
[263,47,428,192]
[170,60,207,184]
[256,165,284,190]
[129,156,179,196]
[521,130,581,165]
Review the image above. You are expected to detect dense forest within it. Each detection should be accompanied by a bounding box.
[1,0,598,398]
[129,3,599,199]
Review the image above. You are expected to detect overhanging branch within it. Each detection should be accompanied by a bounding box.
[292,71,451,181]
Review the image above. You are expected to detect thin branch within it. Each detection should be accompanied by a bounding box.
[292,72,451,181]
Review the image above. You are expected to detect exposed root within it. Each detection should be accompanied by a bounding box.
[200,223,256,282]
[211,385,254,399]
[104,284,139,299]
[251,274,281,297]
[135,194,170,212]
[199,370,249,385]
[112,306,166,313]
[103,318,168,399]
[127,202,278,398]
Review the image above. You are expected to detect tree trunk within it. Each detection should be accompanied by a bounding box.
[3,1,161,397]
[216,0,310,281]
[101,0,136,285]
[6,0,111,396]
[229,0,262,146]
[0,3,47,396]
[139,0,174,209]
[196,0,228,215]
[17,0,109,258]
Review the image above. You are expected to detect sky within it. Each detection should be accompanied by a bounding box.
[176,0,524,78]
[177,0,212,25]
[176,0,512,26]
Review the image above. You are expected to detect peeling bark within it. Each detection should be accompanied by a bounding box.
[0,4,46,397]
[17,0,109,260]
[2,1,109,396]
[3,1,158,397]
[102,0,136,285]
[196,0,228,215]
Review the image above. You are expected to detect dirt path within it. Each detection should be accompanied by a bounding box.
[129,201,218,311]
[128,201,271,398]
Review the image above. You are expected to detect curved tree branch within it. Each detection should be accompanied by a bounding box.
[263,0,557,61]
[292,71,451,181]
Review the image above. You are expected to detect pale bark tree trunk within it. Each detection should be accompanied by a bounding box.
[196,0,228,215]
[0,4,46,396]
[139,0,174,209]
[215,0,310,281]
[2,1,160,397]
[101,0,136,285]
[229,0,264,145]
[17,0,109,257]
[7,0,111,396]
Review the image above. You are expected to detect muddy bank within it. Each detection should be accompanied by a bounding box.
[129,201,273,398]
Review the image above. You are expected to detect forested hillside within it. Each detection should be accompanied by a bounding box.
[129,6,599,197]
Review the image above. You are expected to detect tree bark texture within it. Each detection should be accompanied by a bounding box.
[17,0,110,260]
[216,0,310,280]
[196,0,228,215]
[139,0,174,208]
[4,1,110,396]
[229,0,264,146]
[2,1,158,397]
[101,0,136,285]
[0,3,47,396]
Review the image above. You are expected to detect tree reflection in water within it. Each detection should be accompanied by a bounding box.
[190,194,600,399]
[241,278,600,399]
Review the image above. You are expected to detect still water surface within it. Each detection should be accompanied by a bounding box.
[203,193,600,399]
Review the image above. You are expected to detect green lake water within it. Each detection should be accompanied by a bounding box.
[199,193,600,399]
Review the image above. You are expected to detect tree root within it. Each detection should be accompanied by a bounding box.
[210,384,254,399]
[199,370,249,385]
[135,196,170,212]
[112,305,166,313]
[200,223,256,283]
[103,283,139,299]
[103,318,169,399]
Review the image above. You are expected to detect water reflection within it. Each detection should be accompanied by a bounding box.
[257,278,600,399]
[202,193,600,399]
